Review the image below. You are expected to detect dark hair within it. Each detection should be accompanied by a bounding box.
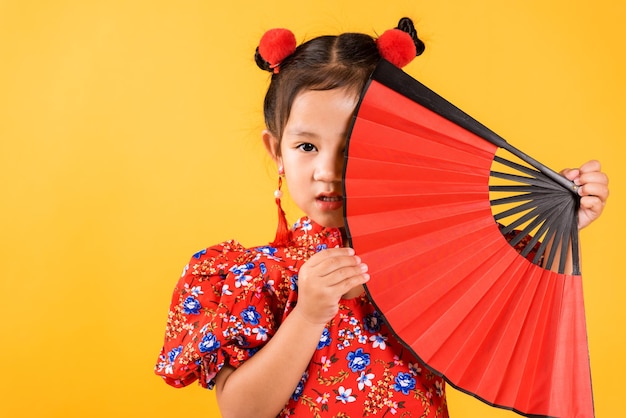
[255,18,424,143]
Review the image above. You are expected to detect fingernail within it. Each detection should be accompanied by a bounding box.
[362,273,370,281]
[360,263,368,273]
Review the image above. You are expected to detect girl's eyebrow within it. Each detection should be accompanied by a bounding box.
[284,129,320,139]
[285,128,349,139]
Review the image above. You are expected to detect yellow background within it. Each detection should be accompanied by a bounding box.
[1,1,624,417]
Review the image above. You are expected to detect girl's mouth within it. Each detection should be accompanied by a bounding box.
[316,194,344,210]
[317,195,343,202]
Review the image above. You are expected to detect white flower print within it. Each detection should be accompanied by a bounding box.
[357,371,375,390]
[188,285,203,297]
[221,284,232,296]
[253,326,269,341]
[370,333,387,350]
[336,386,356,404]
[301,219,313,232]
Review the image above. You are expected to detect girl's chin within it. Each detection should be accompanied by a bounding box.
[309,214,345,229]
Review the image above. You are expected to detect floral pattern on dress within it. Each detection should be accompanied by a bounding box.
[156,217,539,416]
[286,294,448,418]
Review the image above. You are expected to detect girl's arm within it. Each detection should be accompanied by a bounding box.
[214,247,369,418]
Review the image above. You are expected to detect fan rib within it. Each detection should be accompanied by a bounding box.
[490,171,563,191]
[493,155,557,188]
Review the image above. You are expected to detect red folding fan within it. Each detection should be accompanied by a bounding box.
[343,60,593,418]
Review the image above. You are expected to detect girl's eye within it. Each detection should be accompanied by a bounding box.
[298,143,317,152]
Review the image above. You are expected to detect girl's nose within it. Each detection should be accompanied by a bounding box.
[314,152,343,182]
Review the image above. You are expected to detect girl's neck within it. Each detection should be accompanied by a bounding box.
[339,227,349,246]
[342,284,365,300]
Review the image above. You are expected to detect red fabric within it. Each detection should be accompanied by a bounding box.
[155,218,448,417]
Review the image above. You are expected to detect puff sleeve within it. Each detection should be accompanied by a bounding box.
[154,241,284,389]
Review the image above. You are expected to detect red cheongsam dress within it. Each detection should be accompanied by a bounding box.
[155,217,449,417]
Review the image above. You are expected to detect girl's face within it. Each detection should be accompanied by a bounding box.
[264,88,358,228]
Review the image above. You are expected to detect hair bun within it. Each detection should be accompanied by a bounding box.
[257,28,297,73]
[397,17,425,56]
[376,17,425,68]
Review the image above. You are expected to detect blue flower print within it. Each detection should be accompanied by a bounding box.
[346,348,371,373]
[230,262,255,275]
[230,262,255,288]
[290,274,298,291]
[317,328,332,349]
[168,345,183,363]
[297,218,312,232]
[182,296,201,315]
[363,310,383,333]
[315,243,327,252]
[240,305,261,325]
[254,246,281,262]
[259,262,267,275]
[252,326,269,341]
[291,371,309,401]
[256,246,277,257]
[198,332,220,353]
[393,372,416,395]
[192,248,207,259]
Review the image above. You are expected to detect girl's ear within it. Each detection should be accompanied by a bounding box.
[262,129,282,165]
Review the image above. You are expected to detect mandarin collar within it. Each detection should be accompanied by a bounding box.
[287,217,344,249]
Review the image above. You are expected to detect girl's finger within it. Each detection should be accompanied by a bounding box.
[578,159,602,174]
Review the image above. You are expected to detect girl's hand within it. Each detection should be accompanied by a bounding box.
[294,247,369,325]
[561,160,609,229]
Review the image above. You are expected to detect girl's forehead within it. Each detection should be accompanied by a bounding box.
[294,86,359,103]
[290,88,358,118]
[283,89,357,140]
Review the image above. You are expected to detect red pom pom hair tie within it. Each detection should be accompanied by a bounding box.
[258,28,297,74]
[376,28,417,68]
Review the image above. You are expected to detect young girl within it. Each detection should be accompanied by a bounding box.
[155,18,609,417]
